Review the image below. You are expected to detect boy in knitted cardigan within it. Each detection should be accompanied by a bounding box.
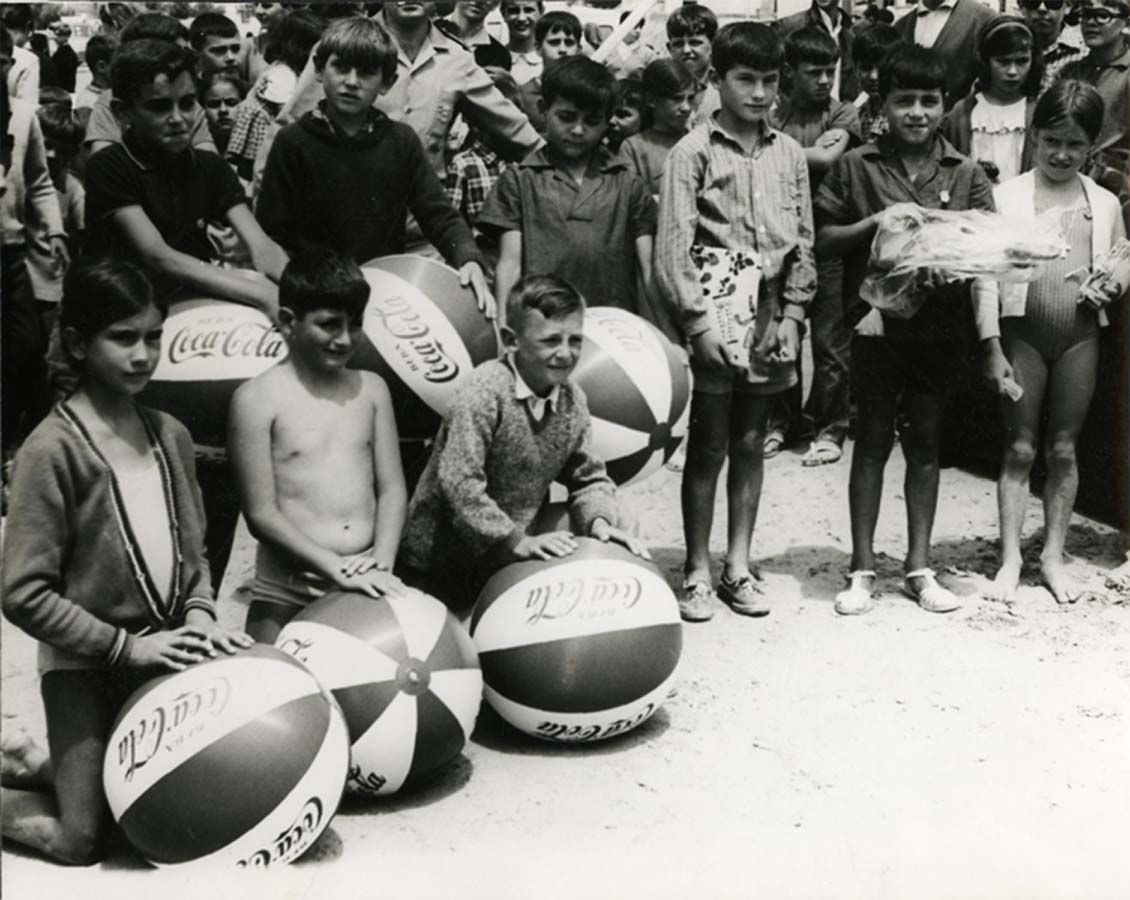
[399,274,647,605]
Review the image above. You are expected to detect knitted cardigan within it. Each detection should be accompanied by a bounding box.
[2,403,216,667]
[400,359,619,580]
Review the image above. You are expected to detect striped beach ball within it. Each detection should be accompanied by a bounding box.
[355,255,499,439]
[275,590,482,796]
[471,538,682,743]
[573,308,691,486]
[102,644,349,868]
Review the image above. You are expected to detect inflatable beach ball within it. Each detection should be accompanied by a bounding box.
[275,590,482,796]
[355,255,499,439]
[140,256,497,446]
[102,644,349,868]
[471,538,682,743]
[573,308,690,486]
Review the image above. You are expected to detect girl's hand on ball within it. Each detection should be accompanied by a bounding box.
[127,628,216,672]
[515,531,578,561]
[590,519,651,560]
[341,553,380,577]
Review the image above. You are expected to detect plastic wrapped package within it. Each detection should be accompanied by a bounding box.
[860,204,1068,318]
[1080,238,1130,308]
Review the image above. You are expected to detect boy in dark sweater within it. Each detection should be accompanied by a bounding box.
[256,16,495,318]
[399,274,646,606]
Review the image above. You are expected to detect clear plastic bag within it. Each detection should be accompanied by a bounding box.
[860,204,1068,318]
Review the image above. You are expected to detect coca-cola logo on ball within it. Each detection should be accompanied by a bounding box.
[151,301,287,383]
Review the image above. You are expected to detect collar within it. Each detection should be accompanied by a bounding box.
[918,0,955,13]
[443,16,492,46]
[373,10,455,64]
[774,95,831,121]
[707,113,777,151]
[1089,42,1130,70]
[506,355,560,416]
[518,143,627,174]
[863,132,964,166]
[808,4,846,29]
[312,100,385,136]
[120,129,196,172]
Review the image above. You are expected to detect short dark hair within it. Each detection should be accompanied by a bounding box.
[1033,78,1105,141]
[784,27,839,69]
[0,4,33,33]
[189,12,238,51]
[37,101,85,149]
[61,258,165,370]
[111,39,198,106]
[313,17,397,84]
[507,274,585,329]
[641,57,694,100]
[83,34,115,71]
[542,55,616,117]
[264,9,326,74]
[535,10,581,45]
[878,44,945,100]
[666,3,718,41]
[29,32,49,55]
[473,40,513,71]
[502,0,544,11]
[279,246,370,320]
[852,23,902,69]
[120,12,190,46]
[712,21,783,76]
[974,16,1043,99]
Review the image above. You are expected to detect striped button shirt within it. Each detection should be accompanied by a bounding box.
[656,117,817,338]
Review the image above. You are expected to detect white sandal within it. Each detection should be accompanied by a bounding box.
[834,570,876,616]
[904,568,961,614]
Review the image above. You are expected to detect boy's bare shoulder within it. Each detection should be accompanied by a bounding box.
[357,369,393,403]
[231,363,292,414]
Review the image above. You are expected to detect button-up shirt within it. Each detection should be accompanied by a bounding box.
[914,1,955,48]
[1064,43,1130,155]
[507,354,560,422]
[656,116,817,338]
[1041,25,1087,89]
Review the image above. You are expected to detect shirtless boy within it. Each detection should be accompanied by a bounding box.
[228,248,409,642]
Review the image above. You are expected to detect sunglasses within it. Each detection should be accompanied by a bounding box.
[1079,7,1123,21]
[1020,0,1066,10]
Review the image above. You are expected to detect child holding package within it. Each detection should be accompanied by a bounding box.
[228,248,409,644]
[1,258,251,865]
[657,22,817,622]
[256,17,493,317]
[480,56,657,320]
[977,81,1127,605]
[398,274,646,605]
[814,45,995,616]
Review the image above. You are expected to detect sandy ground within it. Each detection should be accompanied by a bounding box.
[3,441,1129,900]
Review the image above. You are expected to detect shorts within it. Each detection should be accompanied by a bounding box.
[851,336,973,399]
[245,544,332,610]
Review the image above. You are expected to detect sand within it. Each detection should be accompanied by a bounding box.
[3,443,1128,900]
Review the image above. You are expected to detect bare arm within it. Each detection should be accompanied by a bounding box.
[814,212,879,260]
[366,375,408,569]
[494,231,522,325]
[227,381,344,582]
[803,128,851,176]
[225,203,289,282]
[635,233,655,311]
[110,206,279,319]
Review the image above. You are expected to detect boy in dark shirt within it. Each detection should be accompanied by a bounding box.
[189,12,242,77]
[257,16,494,317]
[814,45,995,616]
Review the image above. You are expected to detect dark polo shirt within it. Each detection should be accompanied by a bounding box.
[814,133,995,342]
[84,132,247,269]
[478,145,657,312]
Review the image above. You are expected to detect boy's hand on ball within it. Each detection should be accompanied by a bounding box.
[127,627,216,672]
[340,552,380,577]
[344,569,410,599]
[590,518,651,560]
[459,261,496,321]
[184,609,254,656]
[515,531,578,561]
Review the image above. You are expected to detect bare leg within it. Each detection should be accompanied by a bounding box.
[989,337,1048,602]
[722,394,770,581]
[2,670,129,865]
[1,727,53,789]
[1039,337,1099,604]
[900,391,946,575]
[245,600,301,644]
[848,392,898,572]
[681,392,731,583]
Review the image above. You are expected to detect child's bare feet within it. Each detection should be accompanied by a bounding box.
[1105,555,1130,594]
[1040,556,1080,605]
[985,560,1022,603]
[1,727,52,789]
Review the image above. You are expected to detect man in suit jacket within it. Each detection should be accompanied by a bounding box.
[896,0,995,107]
[777,0,858,101]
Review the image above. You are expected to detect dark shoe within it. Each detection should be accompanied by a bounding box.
[718,573,770,617]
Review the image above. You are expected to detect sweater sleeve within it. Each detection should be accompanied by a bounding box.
[166,417,217,619]
[436,380,525,559]
[402,127,484,269]
[1,438,129,665]
[559,390,619,533]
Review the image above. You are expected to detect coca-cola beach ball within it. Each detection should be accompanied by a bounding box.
[102,644,349,868]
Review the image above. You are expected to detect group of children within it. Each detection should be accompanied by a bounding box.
[1,0,1128,868]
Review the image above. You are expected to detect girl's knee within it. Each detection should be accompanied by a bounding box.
[686,434,728,474]
[1004,438,1037,469]
[1044,437,1077,470]
[54,824,107,866]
